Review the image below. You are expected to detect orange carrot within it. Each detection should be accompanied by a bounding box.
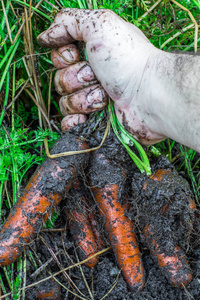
[189,198,196,212]
[144,224,192,287]
[90,153,145,292]
[67,180,105,268]
[0,133,89,266]
[143,169,193,287]
[37,279,60,300]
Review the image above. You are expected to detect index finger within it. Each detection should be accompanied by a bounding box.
[37,8,121,48]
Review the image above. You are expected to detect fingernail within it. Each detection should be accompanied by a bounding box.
[87,87,108,107]
[77,64,96,83]
[62,49,75,61]
[37,32,48,47]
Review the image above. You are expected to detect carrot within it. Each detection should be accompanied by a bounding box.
[37,279,60,300]
[144,224,192,287]
[67,180,105,268]
[0,133,89,266]
[189,198,196,212]
[143,169,193,287]
[68,209,99,268]
[87,210,106,251]
[160,198,196,216]
[90,152,145,292]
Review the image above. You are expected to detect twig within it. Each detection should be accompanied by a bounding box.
[100,270,121,300]
[44,114,110,158]
[61,231,75,265]
[48,69,53,120]
[1,0,13,44]
[55,49,79,64]
[6,78,31,110]
[24,88,52,129]
[30,257,54,278]
[170,0,199,52]
[48,276,88,300]
[137,0,162,22]
[39,235,86,297]
[161,23,195,49]
[74,248,94,300]
[43,0,59,11]
[0,247,111,299]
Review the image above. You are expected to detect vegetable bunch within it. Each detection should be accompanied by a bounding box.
[0,131,196,293]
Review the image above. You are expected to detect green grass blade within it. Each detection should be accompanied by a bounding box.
[12,0,52,21]
[0,72,10,127]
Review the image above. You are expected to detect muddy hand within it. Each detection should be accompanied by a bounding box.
[38,8,200,151]
[37,8,165,146]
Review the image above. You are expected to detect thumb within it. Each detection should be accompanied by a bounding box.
[37,21,75,48]
[37,8,122,48]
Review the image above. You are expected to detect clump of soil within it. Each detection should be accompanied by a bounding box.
[3,113,200,299]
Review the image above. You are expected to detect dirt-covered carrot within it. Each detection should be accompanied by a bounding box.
[90,152,145,292]
[68,209,99,268]
[67,180,105,268]
[144,224,192,287]
[37,279,60,300]
[88,210,106,251]
[143,169,193,287]
[0,133,89,266]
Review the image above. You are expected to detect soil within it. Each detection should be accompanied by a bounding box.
[1,112,200,299]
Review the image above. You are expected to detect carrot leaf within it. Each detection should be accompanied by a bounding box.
[108,100,151,175]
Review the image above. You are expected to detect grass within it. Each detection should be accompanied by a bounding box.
[0,0,199,298]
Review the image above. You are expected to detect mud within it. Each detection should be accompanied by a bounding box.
[1,112,200,299]
[38,133,89,196]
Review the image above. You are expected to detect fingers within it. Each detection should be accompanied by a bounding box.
[59,81,108,131]
[54,61,97,95]
[38,10,114,128]
[59,84,108,116]
[51,44,80,69]
[51,46,107,129]
[37,8,121,47]
[61,114,87,131]
[37,22,75,48]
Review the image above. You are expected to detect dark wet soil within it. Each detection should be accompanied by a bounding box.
[1,112,200,299]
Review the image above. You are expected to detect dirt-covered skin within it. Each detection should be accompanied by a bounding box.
[38,8,200,151]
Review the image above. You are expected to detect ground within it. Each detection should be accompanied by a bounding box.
[23,117,200,299]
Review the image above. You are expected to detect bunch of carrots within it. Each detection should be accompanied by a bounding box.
[0,131,196,294]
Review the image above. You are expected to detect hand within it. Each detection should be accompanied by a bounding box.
[38,8,200,152]
[36,8,197,292]
[37,8,166,146]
